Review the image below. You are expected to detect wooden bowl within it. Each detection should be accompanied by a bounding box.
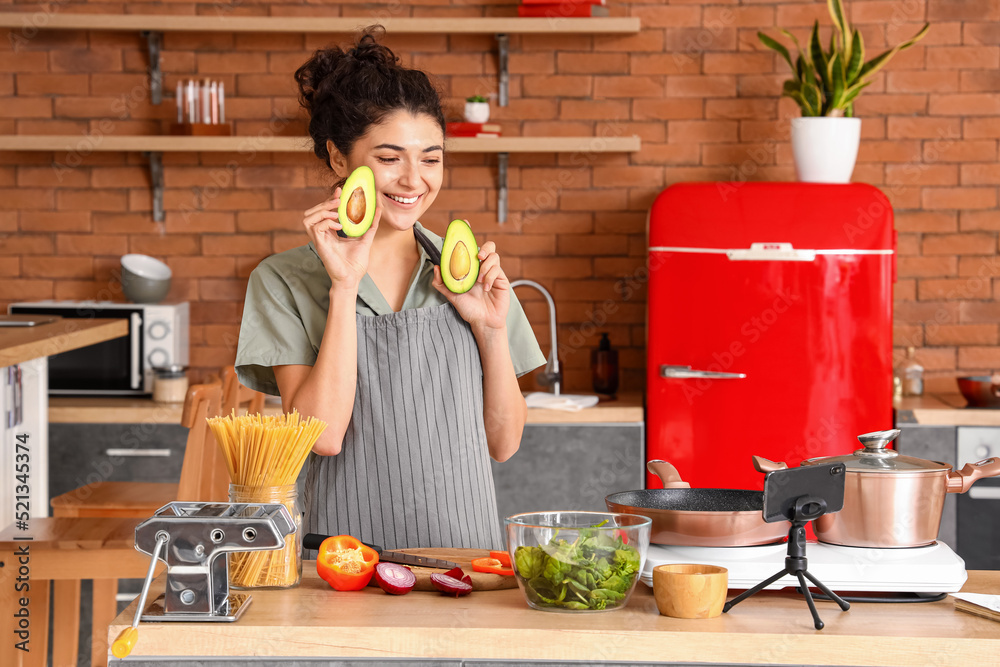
[652,564,728,619]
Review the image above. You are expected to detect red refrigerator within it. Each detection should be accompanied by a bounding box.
[646,182,895,491]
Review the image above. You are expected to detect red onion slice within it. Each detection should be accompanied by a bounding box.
[430,573,473,597]
[374,562,415,595]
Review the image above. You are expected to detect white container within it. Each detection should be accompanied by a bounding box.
[790,116,862,184]
[463,101,490,124]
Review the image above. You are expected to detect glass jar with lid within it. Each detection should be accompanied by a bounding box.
[152,365,188,403]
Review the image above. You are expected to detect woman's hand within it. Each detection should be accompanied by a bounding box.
[432,239,509,333]
[302,186,381,289]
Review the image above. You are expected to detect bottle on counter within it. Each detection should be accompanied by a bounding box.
[899,346,924,397]
[591,332,619,398]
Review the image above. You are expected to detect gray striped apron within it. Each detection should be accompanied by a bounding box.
[302,302,505,555]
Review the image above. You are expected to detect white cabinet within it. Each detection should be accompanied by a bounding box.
[0,357,49,528]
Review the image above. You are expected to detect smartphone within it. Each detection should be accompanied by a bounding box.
[762,463,846,523]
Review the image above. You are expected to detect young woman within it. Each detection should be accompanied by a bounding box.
[235,27,545,552]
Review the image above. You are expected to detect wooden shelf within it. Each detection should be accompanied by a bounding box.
[0,134,641,223]
[0,134,640,154]
[0,13,640,34]
[0,12,640,108]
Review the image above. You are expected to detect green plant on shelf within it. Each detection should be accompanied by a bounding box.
[465,95,488,103]
[758,0,929,117]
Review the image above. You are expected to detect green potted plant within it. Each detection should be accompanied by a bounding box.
[464,95,490,123]
[758,0,928,183]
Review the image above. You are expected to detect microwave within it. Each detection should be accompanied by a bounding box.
[8,301,189,396]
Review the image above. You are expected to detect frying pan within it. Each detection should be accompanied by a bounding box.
[604,460,789,547]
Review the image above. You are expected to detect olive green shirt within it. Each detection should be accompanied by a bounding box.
[235,221,546,396]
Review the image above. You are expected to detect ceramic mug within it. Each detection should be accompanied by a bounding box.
[653,563,728,619]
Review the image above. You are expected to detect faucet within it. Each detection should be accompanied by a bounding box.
[510,279,561,395]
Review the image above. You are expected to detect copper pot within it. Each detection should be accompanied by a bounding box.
[604,461,789,547]
[756,429,1000,548]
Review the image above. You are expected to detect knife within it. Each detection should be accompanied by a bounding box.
[413,226,442,265]
[302,533,464,570]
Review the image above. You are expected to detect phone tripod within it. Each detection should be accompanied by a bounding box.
[723,495,850,630]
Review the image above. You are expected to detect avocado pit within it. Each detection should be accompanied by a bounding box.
[346,187,366,224]
[450,242,471,281]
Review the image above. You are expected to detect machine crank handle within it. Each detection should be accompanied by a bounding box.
[112,532,168,659]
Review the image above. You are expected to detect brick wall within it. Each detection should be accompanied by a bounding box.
[1,1,998,395]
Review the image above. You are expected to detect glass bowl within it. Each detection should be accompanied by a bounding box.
[504,511,651,612]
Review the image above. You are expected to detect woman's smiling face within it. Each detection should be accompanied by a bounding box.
[330,109,444,232]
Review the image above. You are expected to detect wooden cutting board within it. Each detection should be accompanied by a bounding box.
[371,548,517,592]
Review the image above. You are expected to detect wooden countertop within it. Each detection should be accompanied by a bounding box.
[0,317,128,367]
[895,393,1000,427]
[108,569,1000,665]
[50,392,645,425]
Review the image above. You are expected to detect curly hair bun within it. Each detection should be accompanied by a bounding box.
[294,26,444,168]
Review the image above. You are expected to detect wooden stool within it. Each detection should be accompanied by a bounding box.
[0,517,160,667]
[46,383,222,667]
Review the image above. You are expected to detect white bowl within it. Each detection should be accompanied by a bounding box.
[120,254,171,303]
[121,254,172,280]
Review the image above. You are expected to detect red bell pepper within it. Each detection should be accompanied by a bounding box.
[471,557,515,576]
[316,535,379,591]
[488,550,512,568]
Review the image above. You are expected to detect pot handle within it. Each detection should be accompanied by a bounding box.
[646,460,691,489]
[752,455,789,474]
[946,457,1000,493]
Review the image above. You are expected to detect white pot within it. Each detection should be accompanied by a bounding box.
[464,101,490,124]
[790,117,862,183]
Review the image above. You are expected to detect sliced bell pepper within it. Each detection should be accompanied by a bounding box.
[488,550,512,568]
[316,535,379,591]
[471,557,515,576]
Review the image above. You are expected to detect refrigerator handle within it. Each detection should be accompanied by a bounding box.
[660,365,747,380]
[892,229,898,284]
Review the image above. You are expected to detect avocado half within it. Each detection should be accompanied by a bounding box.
[337,165,376,237]
[440,219,480,294]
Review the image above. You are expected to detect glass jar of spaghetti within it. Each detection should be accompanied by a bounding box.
[228,483,302,589]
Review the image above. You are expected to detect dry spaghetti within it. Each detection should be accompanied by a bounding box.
[207,410,327,589]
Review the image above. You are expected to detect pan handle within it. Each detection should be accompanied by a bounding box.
[946,457,1000,493]
[646,460,691,489]
[752,455,788,474]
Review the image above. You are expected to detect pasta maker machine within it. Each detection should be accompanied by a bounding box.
[133,501,295,623]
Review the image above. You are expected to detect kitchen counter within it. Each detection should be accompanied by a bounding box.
[50,392,645,424]
[0,317,128,367]
[895,393,1000,426]
[108,568,1000,666]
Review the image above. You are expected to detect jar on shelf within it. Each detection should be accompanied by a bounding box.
[227,483,302,590]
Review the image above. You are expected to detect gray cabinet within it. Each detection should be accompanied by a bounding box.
[956,427,1000,570]
[491,423,645,523]
[894,424,958,549]
[48,423,188,500]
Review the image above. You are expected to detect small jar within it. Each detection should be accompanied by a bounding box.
[900,346,924,397]
[228,483,302,590]
[152,365,188,403]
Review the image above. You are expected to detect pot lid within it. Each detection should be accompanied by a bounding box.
[803,429,951,473]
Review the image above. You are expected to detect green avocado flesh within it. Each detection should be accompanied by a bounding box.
[338,165,376,237]
[440,219,480,294]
